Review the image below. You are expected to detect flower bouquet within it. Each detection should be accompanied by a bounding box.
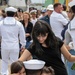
[71,63,75,70]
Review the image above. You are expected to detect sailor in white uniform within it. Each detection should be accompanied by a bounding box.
[0,7,26,75]
[23,59,45,75]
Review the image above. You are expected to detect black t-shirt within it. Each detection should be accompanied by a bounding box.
[27,38,68,75]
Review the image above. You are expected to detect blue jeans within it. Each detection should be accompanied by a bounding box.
[66,49,75,75]
[25,41,32,49]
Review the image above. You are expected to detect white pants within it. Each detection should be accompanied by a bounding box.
[1,48,19,75]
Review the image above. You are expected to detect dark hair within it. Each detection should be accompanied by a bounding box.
[6,11,15,17]
[70,5,75,14]
[41,66,55,75]
[18,8,23,13]
[26,69,41,75]
[53,3,61,9]
[31,20,58,55]
[2,10,6,18]
[63,5,67,11]
[11,61,25,74]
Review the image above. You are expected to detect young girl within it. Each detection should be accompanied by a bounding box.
[41,66,55,75]
[10,61,26,75]
[19,20,75,75]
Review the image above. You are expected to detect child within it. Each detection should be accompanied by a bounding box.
[41,66,55,75]
[10,61,26,75]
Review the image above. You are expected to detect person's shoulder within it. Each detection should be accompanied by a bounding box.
[28,44,35,49]
[27,44,35,54]
[58,13,66,18]
[40,16,46,20]
[56,37,64,47]
[56,37,62,41]
[40,15,48,21]
[16,20,23,26]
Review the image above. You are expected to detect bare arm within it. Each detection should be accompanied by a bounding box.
[19,49,32,61]
[61,44,75,62]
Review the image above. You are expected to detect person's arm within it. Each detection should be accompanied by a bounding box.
[58,14,68,26]
[18,49,31,61]
[19,22,26,49]
[61,44,75,62]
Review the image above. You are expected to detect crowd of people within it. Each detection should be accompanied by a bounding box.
[0,2,75,75]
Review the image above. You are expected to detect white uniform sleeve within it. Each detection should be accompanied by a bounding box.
[0,22,2,38]
[0,25,1,37]
[19,23,26,47]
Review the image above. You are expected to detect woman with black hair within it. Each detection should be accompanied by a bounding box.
[19,20,75,75]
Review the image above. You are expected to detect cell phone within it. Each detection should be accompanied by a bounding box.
[71,63,75,70]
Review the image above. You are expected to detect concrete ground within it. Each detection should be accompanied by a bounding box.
[0,59,10,75]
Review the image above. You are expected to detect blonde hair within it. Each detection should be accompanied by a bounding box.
[23,12,31,21]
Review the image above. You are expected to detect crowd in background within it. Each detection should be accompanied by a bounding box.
[0,2,75,75]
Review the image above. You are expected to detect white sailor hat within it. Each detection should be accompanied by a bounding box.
[5,7,17,12]
[30,10,37,14]
[46,4,54,11]
[23,59,45,70]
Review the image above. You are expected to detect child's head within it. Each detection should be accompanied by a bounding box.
[10,61,26,75]
[41,66,55,75]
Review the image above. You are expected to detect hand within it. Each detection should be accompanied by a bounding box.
[25,33,30,37]
[20,47,25,56]
[21,47,25,52]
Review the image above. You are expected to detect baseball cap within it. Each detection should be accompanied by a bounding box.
[23,59,45,70]
[46,4,54,11]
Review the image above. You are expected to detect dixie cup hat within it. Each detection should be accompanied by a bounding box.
[5,7,17,12]
[23,59,45,70]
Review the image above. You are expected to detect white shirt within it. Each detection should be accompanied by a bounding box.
[0,17,26,50]
[61,11,69,20]
[31,18,37,26]
[50,11,68,39]
[65,17,75,50]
